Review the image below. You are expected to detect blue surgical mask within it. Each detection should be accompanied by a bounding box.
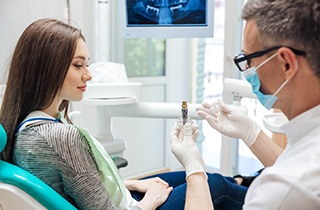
[243,53,289,110]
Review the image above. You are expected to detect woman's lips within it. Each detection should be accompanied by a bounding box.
[78,85,87,92]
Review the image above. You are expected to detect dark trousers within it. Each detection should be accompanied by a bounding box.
[130,171,247,210]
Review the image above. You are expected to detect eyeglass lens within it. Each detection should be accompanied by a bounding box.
[236,54,250,71]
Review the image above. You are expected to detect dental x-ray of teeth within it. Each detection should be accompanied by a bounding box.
[127,0,206,26]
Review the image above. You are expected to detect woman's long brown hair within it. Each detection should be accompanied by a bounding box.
[0,18,84,162]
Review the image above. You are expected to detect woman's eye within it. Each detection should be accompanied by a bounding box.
[74,64,82,69]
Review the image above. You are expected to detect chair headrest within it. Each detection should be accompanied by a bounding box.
[0,124,7,153]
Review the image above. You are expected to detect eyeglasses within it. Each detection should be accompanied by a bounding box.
[233,46,306,72]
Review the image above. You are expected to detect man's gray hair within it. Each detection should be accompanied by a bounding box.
[242,0,320,77]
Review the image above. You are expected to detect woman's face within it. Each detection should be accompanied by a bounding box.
[60,39,92,102]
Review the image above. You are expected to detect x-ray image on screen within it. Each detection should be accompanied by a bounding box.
[127,0,207,26]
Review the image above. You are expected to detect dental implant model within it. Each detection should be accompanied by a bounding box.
[181,100,188,125]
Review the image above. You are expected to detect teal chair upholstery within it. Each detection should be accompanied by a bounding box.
[0,124,77,210]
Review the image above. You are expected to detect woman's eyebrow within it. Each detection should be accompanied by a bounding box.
[73,55,90,61]
[73,55,86,60]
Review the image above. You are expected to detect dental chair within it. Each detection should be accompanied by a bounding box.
[0,124,77,210]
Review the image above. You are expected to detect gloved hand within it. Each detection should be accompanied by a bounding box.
[171,121,207,179]
[196,98,261,147]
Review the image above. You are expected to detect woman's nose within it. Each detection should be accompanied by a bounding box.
[83,70,92,81]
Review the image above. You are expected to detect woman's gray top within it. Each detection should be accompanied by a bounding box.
[13,122,140,210]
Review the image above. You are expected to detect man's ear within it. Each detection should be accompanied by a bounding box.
[278,47,299,80]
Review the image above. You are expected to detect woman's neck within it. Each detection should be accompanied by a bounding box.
[41,99,61,118]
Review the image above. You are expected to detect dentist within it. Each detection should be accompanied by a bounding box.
[171,0,320,209]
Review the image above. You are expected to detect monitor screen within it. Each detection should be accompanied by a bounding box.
[119,0,214,38]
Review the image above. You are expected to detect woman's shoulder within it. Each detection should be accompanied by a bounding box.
[18,122,85,147]
[21,121,78,135]
[16,122,93,165]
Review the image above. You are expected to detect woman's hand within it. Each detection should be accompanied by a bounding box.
[125,177,169,193]
[137,181,173,210]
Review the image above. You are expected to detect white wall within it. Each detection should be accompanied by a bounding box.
[0,0,68,84]
[0,0,194,178]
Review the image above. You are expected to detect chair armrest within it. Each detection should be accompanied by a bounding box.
[112,157,128,169]
[0,161,77,210]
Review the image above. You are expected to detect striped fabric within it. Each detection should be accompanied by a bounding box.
[12,122,138,210]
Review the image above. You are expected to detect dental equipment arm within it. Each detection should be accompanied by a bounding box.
[196,98,284,166]
[82,101,202,142]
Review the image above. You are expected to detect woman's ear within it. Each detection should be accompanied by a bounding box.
[278,47,299,80]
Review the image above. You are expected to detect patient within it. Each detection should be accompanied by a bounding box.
[0,18,246,210]
[0,18,170,210]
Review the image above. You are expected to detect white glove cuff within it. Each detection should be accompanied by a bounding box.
[243,122,261,147]
[185,161,208,180]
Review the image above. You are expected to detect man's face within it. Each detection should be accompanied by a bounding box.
[242,20,283,96]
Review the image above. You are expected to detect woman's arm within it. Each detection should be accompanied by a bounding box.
[14,124,119,210]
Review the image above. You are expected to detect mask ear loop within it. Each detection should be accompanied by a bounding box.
[273,79,289,96]
[273,58,299,97]
[256,52,278,70]
[273,58,299,96]
[243,52,279,77]
[272,54,298,97]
